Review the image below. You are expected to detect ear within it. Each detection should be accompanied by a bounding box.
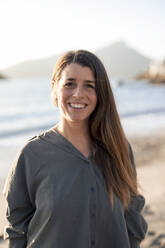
[51,81,58,107]
[51,81,55,89]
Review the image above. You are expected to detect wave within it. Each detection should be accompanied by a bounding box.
[120,108,165,118]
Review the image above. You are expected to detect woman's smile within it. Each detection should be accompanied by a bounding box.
[68,103,87,109]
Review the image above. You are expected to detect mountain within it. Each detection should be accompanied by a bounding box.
[95,41,151,79]
[2,54,61,79]
[2,41,151,79]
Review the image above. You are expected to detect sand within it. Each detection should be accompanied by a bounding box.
[0,129,165,247]
[129,130,165,248]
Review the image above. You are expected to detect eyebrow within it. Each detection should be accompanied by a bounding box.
[67,78,95,83]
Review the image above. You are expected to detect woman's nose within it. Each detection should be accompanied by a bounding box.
[73,86,84,98]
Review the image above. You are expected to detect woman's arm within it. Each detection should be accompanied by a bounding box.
[125,194,147,248]
[124,144,148,248]
[3,150,35,248]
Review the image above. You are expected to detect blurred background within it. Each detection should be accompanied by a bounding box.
[0,0,165,247]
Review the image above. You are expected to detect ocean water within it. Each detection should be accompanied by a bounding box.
[0,78,165,176]
[1,78,165,144]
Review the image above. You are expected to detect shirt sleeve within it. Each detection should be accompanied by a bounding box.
[124,144,148,248]
[3,149,35,248]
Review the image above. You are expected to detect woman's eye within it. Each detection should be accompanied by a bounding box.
[64,82,74,87]
[86,84,95,89]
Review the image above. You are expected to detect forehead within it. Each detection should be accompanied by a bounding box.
[60,63,95,81]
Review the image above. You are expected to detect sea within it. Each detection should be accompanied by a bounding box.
[0,78,165,177]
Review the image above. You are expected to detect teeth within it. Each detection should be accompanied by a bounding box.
[70,103,86,109]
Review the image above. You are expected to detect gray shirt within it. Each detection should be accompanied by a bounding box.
[3,128,147,248]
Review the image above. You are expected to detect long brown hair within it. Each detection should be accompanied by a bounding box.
[51,50,138,208]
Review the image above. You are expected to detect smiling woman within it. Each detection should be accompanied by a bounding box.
[3,50,147,248]
[51,63,97,128]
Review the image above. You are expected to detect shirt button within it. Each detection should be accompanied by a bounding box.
[91,240,95,246]
[90,187,95,192]
[91,213,95,218]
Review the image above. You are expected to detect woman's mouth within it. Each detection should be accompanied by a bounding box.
[68,103,87,109]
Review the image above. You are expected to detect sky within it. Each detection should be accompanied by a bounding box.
[0,0,165,69]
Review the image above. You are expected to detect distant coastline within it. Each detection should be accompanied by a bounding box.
[0,73,6,80]
[136,71,165,84]
[136,60,165,84]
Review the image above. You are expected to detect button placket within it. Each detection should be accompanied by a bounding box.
[89,182,97,247]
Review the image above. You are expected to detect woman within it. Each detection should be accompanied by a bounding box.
[4,50,147,248]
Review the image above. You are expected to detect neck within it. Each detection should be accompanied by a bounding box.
[54,120,92,158]
[55,120,90,141]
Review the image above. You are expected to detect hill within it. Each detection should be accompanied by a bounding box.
[2,54,61,79]
[2,41,151,79]
[96,41,151,79]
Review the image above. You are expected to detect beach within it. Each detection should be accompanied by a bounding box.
[0,129,165,247]
[129,129,165,248]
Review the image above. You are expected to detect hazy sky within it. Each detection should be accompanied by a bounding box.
[0,0,164,69]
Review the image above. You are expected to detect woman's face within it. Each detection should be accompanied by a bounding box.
[52,63,97,125]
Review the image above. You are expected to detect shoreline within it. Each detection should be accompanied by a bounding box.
[129,128,165,167]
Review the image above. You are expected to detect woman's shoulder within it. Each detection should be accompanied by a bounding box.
[16,128,58,162]
[7,129,59,179]
[18,133,45,156]
[21,128,57,152]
